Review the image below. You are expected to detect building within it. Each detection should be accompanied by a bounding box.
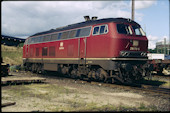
[1,35,25,46]
[156,38,170,55]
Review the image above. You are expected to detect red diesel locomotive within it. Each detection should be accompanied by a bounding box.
[23,17,152,83]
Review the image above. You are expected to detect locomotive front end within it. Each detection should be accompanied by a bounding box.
[109,19,153,83]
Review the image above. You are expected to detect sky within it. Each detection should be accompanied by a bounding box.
[1,0,169,49]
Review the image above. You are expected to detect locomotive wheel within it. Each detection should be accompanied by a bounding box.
[91,70,96,80]
[96,68,108,82]
[61,66,68,75]
[36,64,42,74]
[87,70,96,81]
[36,66,40,74]
[87,68,108,82]
[27,63,32,71]
[117,68,133,84]
[24,65,29,71]
[123,72,133,84]
[31,64,36,73]
[125,77,133,84]
[70,69,77,79]
[111,78,115,83]
[87,71,92,81]
[95,69,102,81]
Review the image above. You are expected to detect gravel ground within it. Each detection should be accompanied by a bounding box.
[1,71,170,112]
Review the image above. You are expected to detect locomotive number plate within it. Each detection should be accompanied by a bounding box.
[133,40,139,47]
[59,42,64,50]
[130,47,140,50]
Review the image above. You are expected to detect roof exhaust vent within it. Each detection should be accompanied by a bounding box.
[84,15,90,21]
[127,18,132,22]
[92,16,98,20]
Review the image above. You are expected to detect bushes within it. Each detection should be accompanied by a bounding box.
[9,64,25,72]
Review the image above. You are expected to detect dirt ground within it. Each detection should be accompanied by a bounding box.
[1,71,170,112]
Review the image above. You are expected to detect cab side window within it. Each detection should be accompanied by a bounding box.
[58,33,62,40]
[61,31,69,39]
[93,24,108,35]
[68,30,77,38]
[79,27,91,37]
[51,33,58,41]
[75,27,91,38]
[100,25,106,34]
[43,35,51,42]
[75,29,81,37]
[42,47,48,56]
[93,27,100,35]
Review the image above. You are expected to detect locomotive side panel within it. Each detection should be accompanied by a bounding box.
[86,23,111,58]
[86,35,111,58]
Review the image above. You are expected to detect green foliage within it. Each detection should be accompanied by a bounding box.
[148,48,157,53]
[138,103,158,111]
[149,47,170,54]
[17,43,24,47]
[1,46,23,65]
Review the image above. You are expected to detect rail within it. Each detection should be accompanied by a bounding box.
[72,79,170,97]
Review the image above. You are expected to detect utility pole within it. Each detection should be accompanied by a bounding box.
[168,38,170,55]
[131,0,135,20]
[164,38,166,54]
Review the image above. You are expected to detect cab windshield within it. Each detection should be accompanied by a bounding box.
[132,25,146,36]
[117,24,132,35]
[117,24,146,36]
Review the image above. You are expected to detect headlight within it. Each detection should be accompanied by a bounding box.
[120,51,129,56]
[141,52,147,57]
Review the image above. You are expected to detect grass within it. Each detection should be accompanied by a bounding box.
[67,102,158,112]
[1,45,23,65]
[142,76,170,88]
[2,82,161,112]
[161,81,170,88]
[138,103,158,111]
[151,76,170,88]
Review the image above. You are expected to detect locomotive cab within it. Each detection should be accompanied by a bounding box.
[106,20,152,83]
[110,21,148,59]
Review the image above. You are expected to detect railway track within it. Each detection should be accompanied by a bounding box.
[73,79,170,97]
[41,70,170,98]
[9,71,170,98]
[152,74,170,79]
[40,71,170,97]
[140,85,170,96]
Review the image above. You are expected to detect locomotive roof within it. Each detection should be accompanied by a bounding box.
[31,17,140,37]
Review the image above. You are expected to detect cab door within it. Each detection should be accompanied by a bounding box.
[25,40,30,58]
[78,37,87,65]
[79,37,87,58]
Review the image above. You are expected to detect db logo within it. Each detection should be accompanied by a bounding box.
[59,42,64,50]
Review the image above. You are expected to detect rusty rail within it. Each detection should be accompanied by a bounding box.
[73,79,170,97]
[1,102,16,108]
[1,77,46,85]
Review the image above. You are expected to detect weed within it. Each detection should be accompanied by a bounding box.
[1,45,23,65]
[138,103,147,110]
[65,88,69,96]
[137,103,158,111]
